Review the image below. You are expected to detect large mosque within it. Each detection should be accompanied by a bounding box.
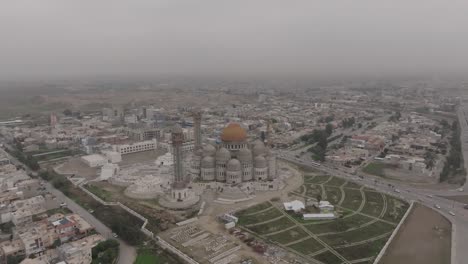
[191,123,277,184]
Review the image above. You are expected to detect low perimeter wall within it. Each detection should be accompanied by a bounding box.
[76,181,199,264]
[373,201,415,264]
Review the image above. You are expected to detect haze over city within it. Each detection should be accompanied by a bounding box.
[1,1,468,264]
[2,0,468,80]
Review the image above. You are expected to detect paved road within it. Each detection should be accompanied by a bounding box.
[279,153,468,264]
[45,182,137,264]
[0,142,136,264]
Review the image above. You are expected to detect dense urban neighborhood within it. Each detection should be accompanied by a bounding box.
[0,79,466,264]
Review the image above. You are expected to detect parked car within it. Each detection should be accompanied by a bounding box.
[434,204,441,209]
[112,233,118,238]
[60,202,67,208]
[449,211,456,216]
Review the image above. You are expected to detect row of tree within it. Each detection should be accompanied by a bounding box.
[307,124,334,162]
[440,120,464,182]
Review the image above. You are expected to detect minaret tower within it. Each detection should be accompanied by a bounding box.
[171,124,186,189]
[192,110,202,150]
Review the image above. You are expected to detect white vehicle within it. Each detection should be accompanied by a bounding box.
[457,188,464,192]
[449,211,456,216]
[434,204,441,209]
[394,189,401,193]
[112,233,118,238]
[426,194,434,198]
[60,202,67,208]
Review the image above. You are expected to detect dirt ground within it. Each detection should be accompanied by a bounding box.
[119,149,165,167]
[55,157,98,179]
[379,203,451,264]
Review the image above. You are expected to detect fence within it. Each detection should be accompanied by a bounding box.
[373,201,414,264]
[76,182,199,264]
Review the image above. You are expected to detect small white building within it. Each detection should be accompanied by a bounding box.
[113,139,157,155]
[104,151,122,163]
[81,154,107,168]
[98,163,119,181]
[303,213,336,220]
[283,200,305,213]
[318,201,334,212]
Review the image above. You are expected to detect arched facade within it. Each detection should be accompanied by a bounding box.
[192,123,277,184]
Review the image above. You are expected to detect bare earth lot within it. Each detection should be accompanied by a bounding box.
[379,203,451,264]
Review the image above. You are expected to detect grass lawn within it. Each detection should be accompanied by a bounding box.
[324,177,347,187]
[237,202,272,215]
[336,235,388,261]
[319,221,394,246]
[248,216,295,235]
[343,181,362,189]
[340,188,363,211]
[324,186,342,204]
[306,175,331,184]
[382,195,409,223]
[85,184,114,201]
[303,175,316,182]
[362,162,397,178]
[361,191,385,217]
[265,226,309,244]
[238,207,283,226]
[313,250,343,264]
[304,184,322,197]
[289,237,324,255]
[304,214,373,235]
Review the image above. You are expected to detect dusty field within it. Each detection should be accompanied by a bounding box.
[439,195,468,204]
[119,149,165,167]
[55,157,98,179]
[379,203,451,264]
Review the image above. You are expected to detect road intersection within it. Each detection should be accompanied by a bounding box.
[278,151,468,264]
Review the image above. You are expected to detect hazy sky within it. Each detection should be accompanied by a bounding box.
[1,0,468,80]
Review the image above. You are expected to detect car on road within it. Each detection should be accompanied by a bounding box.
[464,204,468,209]
[434,204,441,209]
[112,233,118,238]
[88,209,94,213]
[457,188,464,192]
[60,202,67,208]
[394,189,401,193]
[426,194,434,198]
[449,211,456,216]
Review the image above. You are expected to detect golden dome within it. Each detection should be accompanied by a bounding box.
[221,123,247,142]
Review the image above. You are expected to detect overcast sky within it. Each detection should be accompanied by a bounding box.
[1,0,468,80]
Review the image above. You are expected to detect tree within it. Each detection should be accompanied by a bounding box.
[316,194,322,203]
[325,123,333,137]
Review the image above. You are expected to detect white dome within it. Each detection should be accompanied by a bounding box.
[254,155,267,168]
[203,144,216,156]
[216,147,231,161]
[238,148,252,162]
[201,156,215,168]
[227,159,242,171]
[252,140,266,156]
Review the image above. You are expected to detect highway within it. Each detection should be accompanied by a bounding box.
[278,152,468,264]
[0,142,136,264]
